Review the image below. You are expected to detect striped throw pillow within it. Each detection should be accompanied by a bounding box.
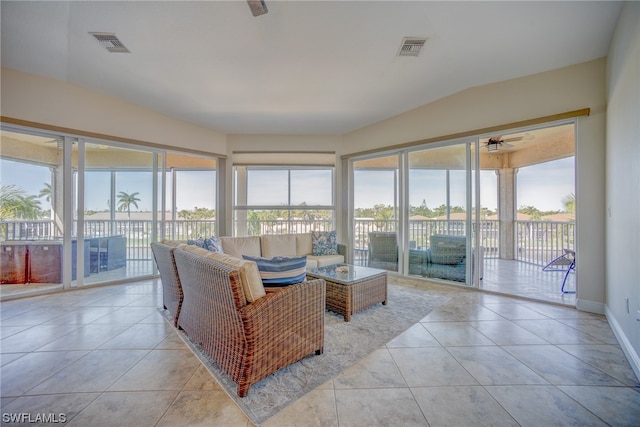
[242,255,307,286]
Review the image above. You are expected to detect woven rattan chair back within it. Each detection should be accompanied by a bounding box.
[151,242,183,327]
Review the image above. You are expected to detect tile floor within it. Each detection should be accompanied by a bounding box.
[1,278,639,426]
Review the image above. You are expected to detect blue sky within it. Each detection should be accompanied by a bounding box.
[1,159,216,212]
[354,157,574,212]
[2,157,574,213]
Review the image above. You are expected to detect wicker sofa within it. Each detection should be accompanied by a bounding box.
[153,241,325,397]
[151,233,343,326]
[219,233,346,268]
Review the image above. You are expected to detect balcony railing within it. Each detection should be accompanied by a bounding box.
[240,219,334,236]
[1,218,574,267]
[352,218,573,267]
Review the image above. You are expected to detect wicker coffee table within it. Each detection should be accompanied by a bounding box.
[306,264,387,322]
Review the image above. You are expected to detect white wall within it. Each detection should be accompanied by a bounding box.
[605,1,640,379]
[1,68,227,154]
[343,59,608,314]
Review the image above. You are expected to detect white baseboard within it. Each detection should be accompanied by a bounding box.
[605,306,640,383]
[576,298,605,314]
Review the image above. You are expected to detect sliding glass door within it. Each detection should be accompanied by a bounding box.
[0,129,66,291]
[349,140,483,286]
[408,141,478,285]
[352,154,401,272]
[80,142,156,285]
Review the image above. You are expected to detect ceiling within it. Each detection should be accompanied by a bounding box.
[0,1,623,135]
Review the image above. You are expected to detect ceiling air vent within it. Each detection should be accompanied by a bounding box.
[398,38,426,57]
[90,32,130,53]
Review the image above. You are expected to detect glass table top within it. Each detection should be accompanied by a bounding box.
[306,263,386,283]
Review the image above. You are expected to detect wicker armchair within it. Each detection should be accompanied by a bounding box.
[150,242,183,327]
[367,232,398,271]
[173,248,326,397]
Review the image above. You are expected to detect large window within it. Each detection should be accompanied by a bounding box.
[234,166,335,236]
[1,125,218,295]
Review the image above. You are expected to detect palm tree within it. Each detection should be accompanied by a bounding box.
[562,193,576,214]
[39,183,52,202]
[0,184,42,220]
[117,191,141,220]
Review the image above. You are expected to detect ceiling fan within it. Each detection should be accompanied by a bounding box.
[482,134,531,152]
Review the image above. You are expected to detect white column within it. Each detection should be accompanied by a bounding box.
[497,168,517,260]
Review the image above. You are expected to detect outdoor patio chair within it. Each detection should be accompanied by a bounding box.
[543,248,576,293]
[367,232,398,271]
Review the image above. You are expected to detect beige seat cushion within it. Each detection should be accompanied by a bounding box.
[308,254,345,267]
[179,245,266,303]
[220,236,261,259]
[261,234,297,258]
[295,233,313,256]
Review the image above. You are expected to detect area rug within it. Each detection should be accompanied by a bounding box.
[162,282,450,425]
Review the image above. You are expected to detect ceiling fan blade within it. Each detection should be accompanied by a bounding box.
[247,0,268,16]
[501,136,523,143]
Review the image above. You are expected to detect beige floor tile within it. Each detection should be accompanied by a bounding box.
[481,303,551,320]
[558,344,640,386]
[0,306,79,326]
[0,324,81,352]
[1,350,89,397]
[513,318,607,345]
[28,349,148,394]
[41,306,120,325]
[108,349,201,391]
[155,330,188,349]
[1,393,99,426]
[503,345,625,386]
[98,322,172,349]
[412,385,519,427]
[156,390,250,427]
[486,385,608,426]
[555,316,620,344]
[390,347,478,387]
[421,321,495,346]
[262,388,338,427]
[333,349,406,389]
[37,323,132,351]
[420,302,504,322]
[89,306,158,324]
[558,385,640,426]
[386,323,440,348]
[335,388,427,427]
[0,352,26,367]
[468,320,548,345]
[447,346,548,385]
[183,365,225,391]
[86,293,149,307]
[65,391,179,427]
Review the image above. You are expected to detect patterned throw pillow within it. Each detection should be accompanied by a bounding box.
[242,255,307,286]
[188,236,223,253]
[204,236,224,253]
[311,230,338,256]
[187,237,205,248]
